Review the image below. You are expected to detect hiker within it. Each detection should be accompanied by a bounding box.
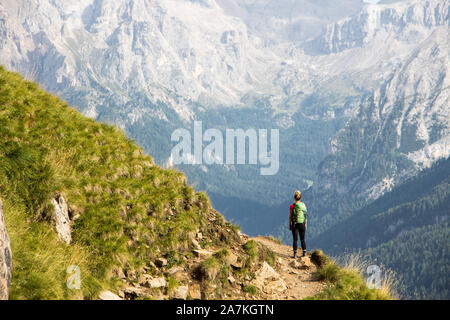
[289,190,307,258]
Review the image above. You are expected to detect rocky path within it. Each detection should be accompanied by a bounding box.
[252,236,326,299]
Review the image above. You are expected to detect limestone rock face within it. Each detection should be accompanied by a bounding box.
[0,198,12,300]
[50,194,72,244]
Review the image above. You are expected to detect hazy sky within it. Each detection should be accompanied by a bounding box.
[363,0,380,3]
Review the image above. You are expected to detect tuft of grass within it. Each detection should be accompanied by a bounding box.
[214,249,230,260]
[309,251,396,300]
[243,240,276,267]
[167,276,180,294]
[242,285,258,295]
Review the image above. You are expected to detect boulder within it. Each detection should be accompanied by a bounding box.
[230,260,243,270]
[172,286,189,300]
[223,252,238,266]
[300,256,314,269]
[50,194,72,244]
[191,239,202,250]
[168,267,188,282]
[0,198,12,300]
[138,274,152,286]
[167,266,180,275]
[99,290,122,300]
[264,279,288,294]
[289,259,311,270]
[251,262,286,293]
[148,277,166,288]
[193,249,212,259]
[189,283,202,299]
[123,287,147,299]
[255,262,280,281]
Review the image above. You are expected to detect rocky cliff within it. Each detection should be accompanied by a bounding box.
[314,24,449,223]
[307,0,448,54]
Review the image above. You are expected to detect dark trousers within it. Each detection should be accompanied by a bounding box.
[292,222,306,252]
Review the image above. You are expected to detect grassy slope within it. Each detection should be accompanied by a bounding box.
[0,66,244,299]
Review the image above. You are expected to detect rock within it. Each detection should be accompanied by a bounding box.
[113,268,126,279]
[168,267,187,281]
[289,256,314,270]
[251,262,286,293]
[191,238,202,250]
[148,277,166,288]
[264,279,288,294]
[123,287,144,299]
[196,232,203,240]
[171,269,189,282]
[155,257,167,268]
[193,249,212,259]
[255,262,280,281]
[223,252,238,266]
[172,286,189,300]
[50,194,72,244]
[289,259,310,270]
[189,283,202,299]
[227,275,236,284]
[0,198,12,300]
[167,266,180,275]
[138,274,152,286]
[99,290,122,300]
[230,258,243,270]
[300,256,314,269]
[237,231,249,241]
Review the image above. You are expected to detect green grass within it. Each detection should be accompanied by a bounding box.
[308,251,395,300]
[0,66,241,299]
[243,240,276,267]
[242,285,258,295]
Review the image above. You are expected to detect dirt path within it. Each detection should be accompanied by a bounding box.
[252,236,326,299]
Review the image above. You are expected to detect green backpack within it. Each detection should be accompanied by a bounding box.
[292,202,307,224]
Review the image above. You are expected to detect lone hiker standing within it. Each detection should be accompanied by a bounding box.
[289,190,307,258]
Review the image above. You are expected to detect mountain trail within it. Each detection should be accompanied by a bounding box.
[252,236,326,299]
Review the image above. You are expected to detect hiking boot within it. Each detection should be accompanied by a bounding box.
[293,251,297,259]
[302,250,307,257]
